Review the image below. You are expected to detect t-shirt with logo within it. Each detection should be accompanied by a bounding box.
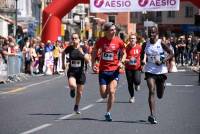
[95,37,125,71]
[125,44,142,70]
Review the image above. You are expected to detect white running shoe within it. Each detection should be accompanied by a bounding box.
[135,85,140,91]
[129,97,135,103]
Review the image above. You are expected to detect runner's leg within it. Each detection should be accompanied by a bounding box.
[133,70,141,91]
[107,79,118,113]
[76,84,84,106]
[68,77,77,98]
[146,77,156,116]
[156,77,165,99]
[125,69,134,97]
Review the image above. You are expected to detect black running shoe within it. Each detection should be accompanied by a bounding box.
[148,115,158,124]
[70,89,75,98]
[74,105,81,114]
[105,112,112,122]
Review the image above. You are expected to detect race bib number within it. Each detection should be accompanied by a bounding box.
[147,55,156,63]
[147,55,160,63]
[102,52,114,61]
[71,60,81,67]
[129,57,137,65]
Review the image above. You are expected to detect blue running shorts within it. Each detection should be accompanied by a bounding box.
[99,70,119,85]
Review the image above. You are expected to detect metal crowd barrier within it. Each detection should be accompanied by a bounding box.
[7,54,22,76]
[0,62,7,82]
[0,54,23,82]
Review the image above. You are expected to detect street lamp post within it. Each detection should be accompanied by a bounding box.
[93,17,100,39]
[77,12,86,40]
[80,15,83,39]
[142,11,149,39]
[38,0,42,35]
[15,0,18,38]
[99,19,105,37]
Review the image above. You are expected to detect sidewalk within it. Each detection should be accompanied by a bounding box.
[190,66,200,73]
[0,73,46,84]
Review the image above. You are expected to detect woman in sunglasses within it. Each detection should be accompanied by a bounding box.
[62,33,90,114]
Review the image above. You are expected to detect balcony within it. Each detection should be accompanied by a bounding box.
[0,0,16,14]
[154,17,162,23]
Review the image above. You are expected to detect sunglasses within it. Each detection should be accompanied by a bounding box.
[72,37,78,40]
[109,28,115,31]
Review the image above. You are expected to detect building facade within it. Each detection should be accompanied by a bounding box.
[131,1,200,36]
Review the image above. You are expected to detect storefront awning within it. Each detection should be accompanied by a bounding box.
[0,14,23,27]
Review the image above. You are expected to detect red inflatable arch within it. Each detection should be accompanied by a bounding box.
[41,0,89,43]
[41,0,200,43]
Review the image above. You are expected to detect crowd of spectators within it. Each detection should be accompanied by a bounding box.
[167,35,200,73]
[0,35,94,82]
[0,33,199,83]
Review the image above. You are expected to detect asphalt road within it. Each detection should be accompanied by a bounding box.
[0,67,199,134]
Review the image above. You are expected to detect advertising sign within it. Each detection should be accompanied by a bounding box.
[90,0,180,12]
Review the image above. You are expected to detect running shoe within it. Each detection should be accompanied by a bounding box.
[70,89,75,98]
[135,85,140,91]
[129,97,135,103]
[74,105,81,114]
[148,115,158,124]
[105,112,112,121]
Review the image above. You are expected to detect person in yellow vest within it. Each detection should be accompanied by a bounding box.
[53,40,61,74]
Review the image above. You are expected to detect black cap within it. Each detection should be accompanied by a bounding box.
[103,22,115,31]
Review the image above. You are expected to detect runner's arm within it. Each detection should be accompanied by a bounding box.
[121,48,127,64]
[62,48,67,70]
[141,42,147,65]
[161,42,174,63]
[91,46,98,67]
[78,47,90,63]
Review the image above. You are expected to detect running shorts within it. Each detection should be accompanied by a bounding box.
[67,70,86,85]
[99,70,119,85]
[144,72,167,82]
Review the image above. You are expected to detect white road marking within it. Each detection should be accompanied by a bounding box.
[0,87,26,94]
[20,124,52,134]
[80,104,94,111]
[175,90,194,93]
[0,76,62,95]
[96,98,104,103]
[166,82,194,87]
[57,113,76,120]
[20,78,127,133]
[21,98,103,133]
[22,76,62,89]
[177,69,186,72]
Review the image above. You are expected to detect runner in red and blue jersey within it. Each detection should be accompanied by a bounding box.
[92,22,125,121]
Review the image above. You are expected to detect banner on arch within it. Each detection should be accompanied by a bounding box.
[90,0,180,13]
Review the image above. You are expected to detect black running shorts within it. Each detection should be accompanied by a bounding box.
[67,70,86,85]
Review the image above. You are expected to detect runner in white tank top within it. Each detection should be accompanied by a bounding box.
[142,26,173,124]
[144,39,168,74]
